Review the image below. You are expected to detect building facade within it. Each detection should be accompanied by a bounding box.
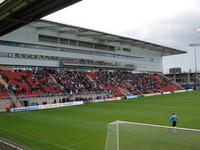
[165,72,200,90]
[0,20,185,72]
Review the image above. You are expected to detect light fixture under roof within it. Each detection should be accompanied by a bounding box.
[0,0,6,5]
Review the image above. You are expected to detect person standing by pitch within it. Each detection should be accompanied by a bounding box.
[169,112,177,127]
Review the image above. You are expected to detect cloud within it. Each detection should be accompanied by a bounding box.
[123,11,200,49]
[120,8,200,73]
[45,0,200,73]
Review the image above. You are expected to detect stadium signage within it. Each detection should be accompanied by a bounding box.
[174,90,187,93]
[162,91,171,95]
[9,89,194,113]
[13,101,84,112]
[126,95,138,99]
[143,93,162,97]
[186,89,193,92]
[91,99,106,103]
[107,97,121,101]
[13,105,39,112]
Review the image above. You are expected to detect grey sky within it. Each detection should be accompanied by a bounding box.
[44,0,200,73]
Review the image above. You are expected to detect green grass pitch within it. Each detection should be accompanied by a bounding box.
[0,91,200,150]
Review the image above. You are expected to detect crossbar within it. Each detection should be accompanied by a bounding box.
[109,120,200,133]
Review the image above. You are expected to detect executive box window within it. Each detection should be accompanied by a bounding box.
[108,46,115,51]
[69,39,77,46]
[38,34,117,52]
[39,35,58,43]
[0,40,160,62]
[123,48,131,52]
[60,38,68,45]
[79,41,93,48]
[95,44,107,50]
[15,53,20,58]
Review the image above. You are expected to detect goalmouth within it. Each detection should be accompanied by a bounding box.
[105,120,200,150]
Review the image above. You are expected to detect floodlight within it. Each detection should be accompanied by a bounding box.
[189,43,200,47]
[197,26,200,33]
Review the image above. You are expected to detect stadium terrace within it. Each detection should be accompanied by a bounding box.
[0,19,186,111]
[0,19,199,150]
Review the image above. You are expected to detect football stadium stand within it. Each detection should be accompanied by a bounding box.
[0,19,185,111]
[0,69,181,99]
[0,82,9,100]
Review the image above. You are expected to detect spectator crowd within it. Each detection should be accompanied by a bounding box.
[0,69,181,100]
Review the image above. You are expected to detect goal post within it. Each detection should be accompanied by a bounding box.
[105,120,200,150]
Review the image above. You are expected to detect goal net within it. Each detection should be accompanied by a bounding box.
[104,120,200,150]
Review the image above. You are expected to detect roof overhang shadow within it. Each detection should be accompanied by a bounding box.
[0,0,82,36]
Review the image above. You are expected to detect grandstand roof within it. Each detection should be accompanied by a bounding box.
[32,19,186,56]
[0,0,81,36]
